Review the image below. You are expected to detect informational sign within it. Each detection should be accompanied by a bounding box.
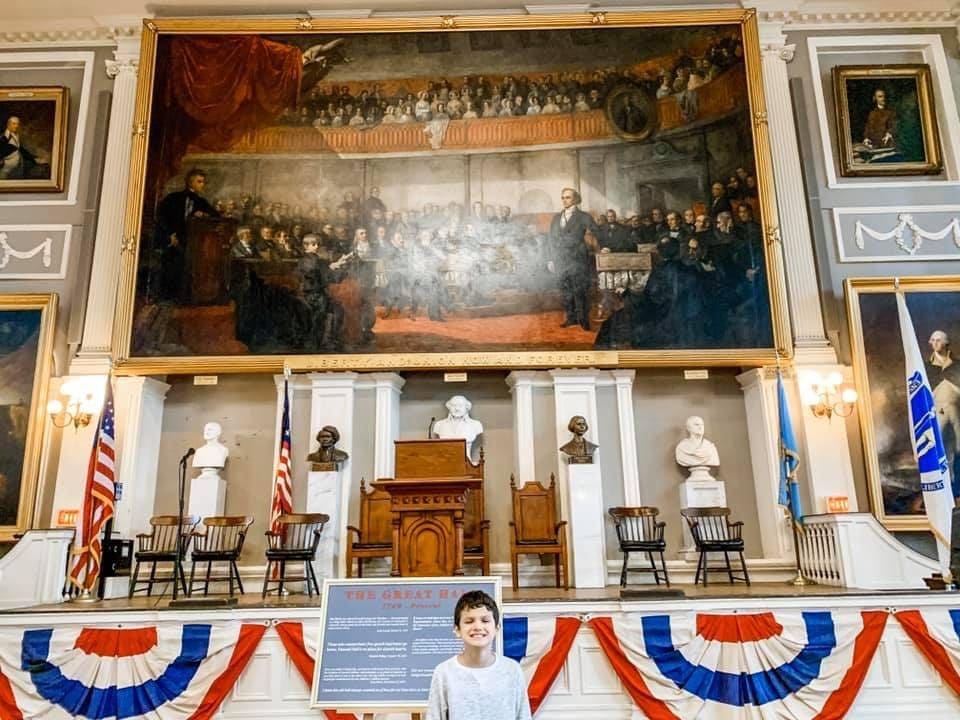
[310,577,501,712]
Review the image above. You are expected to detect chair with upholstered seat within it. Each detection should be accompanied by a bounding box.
[346,479,393,577]
[509,474,569,591]
[261,513,329,598]
[608,506,669,588]
[680,507,750,587]
[129,515,199,597]
[188,515,254,596]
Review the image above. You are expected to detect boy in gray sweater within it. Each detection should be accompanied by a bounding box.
[426,590,532,720]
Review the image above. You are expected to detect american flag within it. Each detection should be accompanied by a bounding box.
[69,380,116,592]
[270,380,293,532]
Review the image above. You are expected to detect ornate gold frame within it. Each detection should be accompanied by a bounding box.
[832,64,942,178]
[845,276,960,531]
[0,293,56,541]
[0,86,69,193]
[112,10,791,375]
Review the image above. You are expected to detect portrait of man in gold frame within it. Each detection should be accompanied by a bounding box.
[832,64,942,178]
[0,86,69,193]
[846,276,960,531]
[112,10,790,376]
[0,293,56,541]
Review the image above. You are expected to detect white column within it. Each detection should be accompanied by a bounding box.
[371,373,404,479]
[506,371,539,486]
[611,369,642,506]
[307,372,357,578]
[112,377,170,539]
[549,369,606,587]
[758,23,834,360]
[737,368,793,561]
[71,35,141,375]
[795,364,859,513]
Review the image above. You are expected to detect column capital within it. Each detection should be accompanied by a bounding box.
[505,369,543,389]
[610,368,636,384]
[104,33,141,79]
[760,40,796,63]
[548,368,601,384]
[307,371,359,389]
[369,372,406,392]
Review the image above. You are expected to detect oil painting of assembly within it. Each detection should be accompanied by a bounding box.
[131,25,772,359]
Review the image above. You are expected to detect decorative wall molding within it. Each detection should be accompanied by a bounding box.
[832,206,960,262]
[0,51,94,207]
[0,225,72,279]
[806,34,960,190]
[0,22,139,49]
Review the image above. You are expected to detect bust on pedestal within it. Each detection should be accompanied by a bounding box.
[559,415,606,588]
[431,395,483,462]
[675,416,726,556]
[189,422,229,523]
[306,425,349,578]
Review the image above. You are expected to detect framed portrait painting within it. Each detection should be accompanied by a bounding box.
[846,277,960,530]
[832,65,942,177]
[0,294,56,541]
[113,11,790,374]
[0,87,69,192]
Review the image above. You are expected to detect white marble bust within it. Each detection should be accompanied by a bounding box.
[193,421,229,469]
[432,395,483,458]
[675,415,719,470]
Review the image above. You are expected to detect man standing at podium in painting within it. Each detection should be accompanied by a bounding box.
[548,187,597,332]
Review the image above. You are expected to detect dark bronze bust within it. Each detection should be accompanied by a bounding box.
[307,425,349,470]
[559,415,598,464]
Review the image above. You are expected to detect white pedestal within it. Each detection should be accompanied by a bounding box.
[567,463,607,588]
[679,478,727,558]
[188,468,226,522]
[307,470,343,579]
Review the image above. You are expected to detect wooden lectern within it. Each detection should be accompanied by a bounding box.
[374,439,485,577]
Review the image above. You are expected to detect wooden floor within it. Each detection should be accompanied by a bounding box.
[3,581,943,615]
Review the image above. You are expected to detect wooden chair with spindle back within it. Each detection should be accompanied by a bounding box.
[129,515,199,597]
[261,512,329,598]
[346,479,393,578]
[509,474,569,591]
[680,506,750,586]
[608,506,669,588]
[188,515,254,596]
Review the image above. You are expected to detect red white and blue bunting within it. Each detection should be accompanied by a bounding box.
[896,609,960,696]
[589,611,887,719]
[0,622,265,720]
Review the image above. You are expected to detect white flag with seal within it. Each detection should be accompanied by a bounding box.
[897,291,953,578]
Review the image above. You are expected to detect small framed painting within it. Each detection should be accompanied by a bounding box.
[0,86,69,193]
[832,65,942,177]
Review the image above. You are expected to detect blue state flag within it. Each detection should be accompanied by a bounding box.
[777,371,802,520]
[897,292,953,577]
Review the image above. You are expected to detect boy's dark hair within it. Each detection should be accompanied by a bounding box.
[453,590,499,627]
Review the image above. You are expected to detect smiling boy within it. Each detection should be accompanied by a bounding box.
[425,590,531,720]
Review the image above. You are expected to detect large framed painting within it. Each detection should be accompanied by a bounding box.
[832,65,942,178]
[113,10,790,374]
[0,87,69,193]
[0,294,56,541]
[846,276,960,530]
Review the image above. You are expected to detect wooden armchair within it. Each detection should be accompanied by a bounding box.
[129,515,198,597]
[509,474,568,591]
[680,507,750,587]
[262,513,329,598]
[346,479,392,578]
[188,515,254,596]
[608,506,669,588]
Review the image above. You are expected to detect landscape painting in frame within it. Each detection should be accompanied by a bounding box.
[832,64,942,178]
[0,294,55,540]
[846,277,960,530]
[119,12,788,371]
[0,86,69,193]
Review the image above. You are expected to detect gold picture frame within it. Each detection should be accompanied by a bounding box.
[833,64,942,177]
[0,293,56,541]
[0,86,69,193]
[112,10,791,375]
[846,276,960,531]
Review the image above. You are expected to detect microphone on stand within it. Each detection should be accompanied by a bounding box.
[179,447,196,466]
[427,417,436,438]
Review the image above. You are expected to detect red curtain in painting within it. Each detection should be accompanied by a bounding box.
[157,35,301,183]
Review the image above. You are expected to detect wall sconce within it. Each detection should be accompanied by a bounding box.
[801,371,858,420]
[47,379,103,431]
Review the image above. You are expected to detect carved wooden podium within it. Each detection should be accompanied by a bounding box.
[374,439,485,577]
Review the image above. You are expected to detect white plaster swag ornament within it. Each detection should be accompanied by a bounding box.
[0,232,52,269]
[854,214,960,256]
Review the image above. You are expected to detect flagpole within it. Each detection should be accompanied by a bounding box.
[776,359,812,588]
[788,502,811,587]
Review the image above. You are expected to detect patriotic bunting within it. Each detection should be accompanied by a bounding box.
[277,616,582,717]
[896,609,960,696]
[589,610,887,719]
[0,622,265,720]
